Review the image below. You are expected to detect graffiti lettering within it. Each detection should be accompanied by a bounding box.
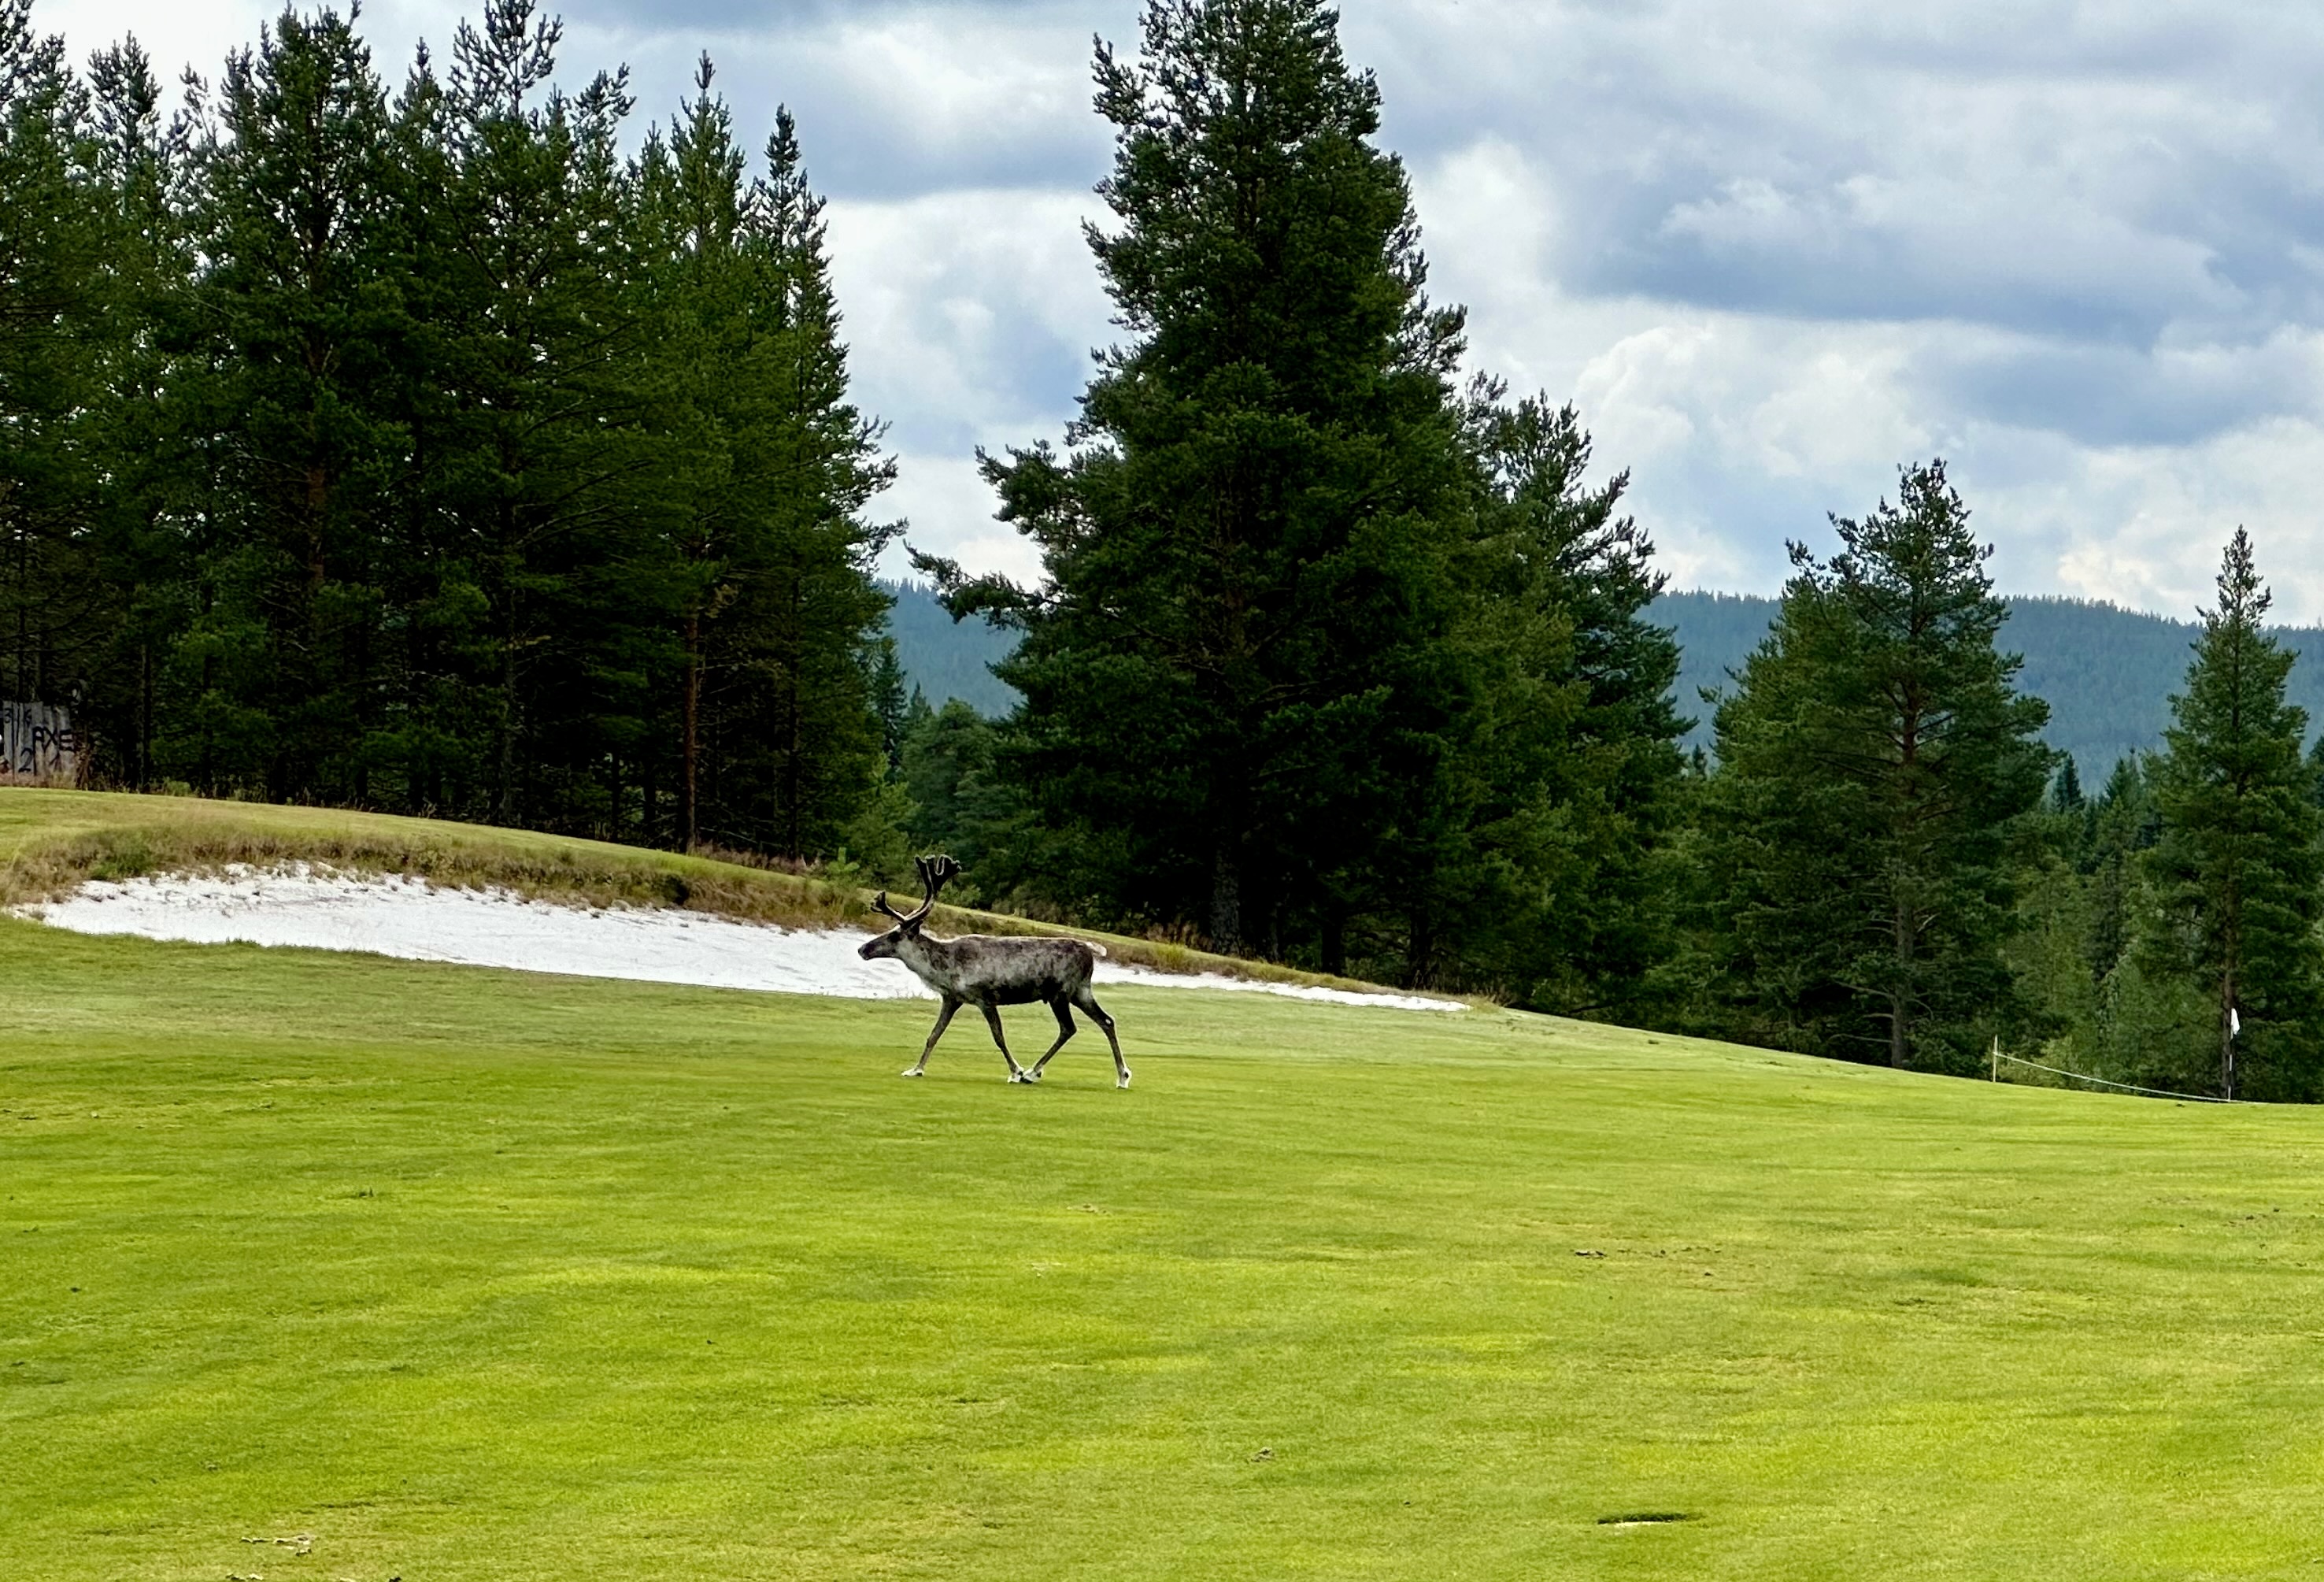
[1,702,82,785]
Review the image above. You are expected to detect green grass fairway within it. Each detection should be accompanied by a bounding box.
[13,848,2324,1575]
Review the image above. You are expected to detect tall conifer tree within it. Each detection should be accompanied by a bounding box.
[0,0,105,717]
[436,0,640,824]
[635,71,894,857]
[176,5,403,798]
[927,0,1471,956]
[1700,461,2050,1069]
[2138,528,2323,1100]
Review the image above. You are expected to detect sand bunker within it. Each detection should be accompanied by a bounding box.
[20,869,1466,1013]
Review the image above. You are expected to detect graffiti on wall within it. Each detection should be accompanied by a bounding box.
[1,701,83,785]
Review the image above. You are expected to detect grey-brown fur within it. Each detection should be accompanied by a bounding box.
[858,855,1129,1087]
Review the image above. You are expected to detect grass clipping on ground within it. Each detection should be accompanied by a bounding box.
[0,787,1386,995]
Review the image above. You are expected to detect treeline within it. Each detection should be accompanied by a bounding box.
[17,0,2323,1098]
[0,0,898,856]
[877,0,2324,1099]
[1652,589,2324,780]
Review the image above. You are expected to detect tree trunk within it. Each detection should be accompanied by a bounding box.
[1406,906,1434,991]
[136,641,151,791]
[1890,882,1913,1069]
[2222,962,2237,1102]
[1209,844,1242,958]
[681,611,701,854]
[494,624,519,825]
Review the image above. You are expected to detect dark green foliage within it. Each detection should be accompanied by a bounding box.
[927,0,1475,964]
[2135,530,2324,1100]
[919,0,1686,1006]
[633,71,895,855]
[2084,755,2155,978]
[17,2,894,864]
[2051,757,2082,813]
[1416,395,1687,1010]
[899,697,1021,887]
[1696,462,2052,1071]
[0,2,120,734]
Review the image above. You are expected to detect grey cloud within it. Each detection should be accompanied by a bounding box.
[1930,335,2324,449]
[557,0,1086,26]
[1355,2,2324,353]
[558,1,1129,198]
[156,0,2324,612]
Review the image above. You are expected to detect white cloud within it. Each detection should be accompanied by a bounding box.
[39,0,2324,612]
[879,451,1046,585]
[826,184,1111,455]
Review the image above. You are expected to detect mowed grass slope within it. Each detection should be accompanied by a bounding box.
[9,806,2324,1575]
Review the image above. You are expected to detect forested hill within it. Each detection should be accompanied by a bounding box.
[886,581,2324,780]
[881,581,1019,716]
[1656,591,2324,778]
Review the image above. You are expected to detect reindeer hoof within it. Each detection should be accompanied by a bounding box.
[900,1069,924,1078]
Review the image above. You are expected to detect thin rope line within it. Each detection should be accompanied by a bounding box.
[1996,1050,2233,1102]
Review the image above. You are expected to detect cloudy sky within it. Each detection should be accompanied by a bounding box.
[35,0,2324,617]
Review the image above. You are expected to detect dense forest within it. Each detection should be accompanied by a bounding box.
[0,0,899,859]
[11,0,2324,1099]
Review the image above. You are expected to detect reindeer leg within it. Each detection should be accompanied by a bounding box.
[1028,999,1078,1080]
[903,998,960,1077]
[1073,986,1130,1088]
[981,1002,1031,1083]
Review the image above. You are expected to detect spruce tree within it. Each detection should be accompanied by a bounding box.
[0,0,105,720]
[635,73,894,857]
[925,0,1471,957]
[1420,395,1686,1007]
[175,5,404,798]
[1700,461,2051,1069]
[82,39,198,790]
[435,0,642,826]
[2138,528,2323,1100]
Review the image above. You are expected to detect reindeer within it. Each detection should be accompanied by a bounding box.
[858,854,1130,1087]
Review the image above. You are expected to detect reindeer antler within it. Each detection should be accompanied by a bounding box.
[905,854,960,924]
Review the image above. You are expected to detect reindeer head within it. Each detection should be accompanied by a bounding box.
[858,854,960,961]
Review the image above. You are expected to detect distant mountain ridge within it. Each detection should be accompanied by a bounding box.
[1656,591,2324,780]
[880,580,1020,717]
[882,580,2324,780]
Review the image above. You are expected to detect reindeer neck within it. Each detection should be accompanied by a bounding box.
[894,929,960,975]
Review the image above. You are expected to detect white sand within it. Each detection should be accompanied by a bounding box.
[20,868,1467,1013]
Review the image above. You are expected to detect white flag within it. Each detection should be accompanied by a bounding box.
[2231,1006,2242,1037]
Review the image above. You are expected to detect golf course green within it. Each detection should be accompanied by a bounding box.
[6,791,2324,1578]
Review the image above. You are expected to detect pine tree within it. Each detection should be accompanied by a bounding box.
[0,0,105,720]
[634,74,894,857]
[172,5,405,798]
[2052,757,2083,812]
[2084,754,2154,980]
[1700,461,2051,1069]
[1406,395,1686,1006]
[869,635,909,776]
[2138,528,2324,1100]
[81,38,198,789]
[435,0,642,826]
[925,0,1471,958]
